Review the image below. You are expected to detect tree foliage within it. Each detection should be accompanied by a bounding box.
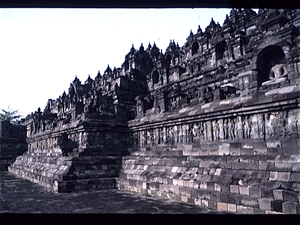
[0,106,22,125]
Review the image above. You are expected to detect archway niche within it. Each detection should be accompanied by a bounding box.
[215,40,226,61]
[192,42,199,55]
[152,71,159,85]
[257,45,286,87]
[166,55,172,66]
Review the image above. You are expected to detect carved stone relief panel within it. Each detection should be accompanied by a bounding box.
[243,116,252,139]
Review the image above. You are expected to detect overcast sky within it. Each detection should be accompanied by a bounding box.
[0,8,235,118]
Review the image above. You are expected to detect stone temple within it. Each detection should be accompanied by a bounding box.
[2,9,300,214]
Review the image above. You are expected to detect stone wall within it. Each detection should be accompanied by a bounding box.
[118,89,300,214]
[118,151,300,214]
[117,9,300,214]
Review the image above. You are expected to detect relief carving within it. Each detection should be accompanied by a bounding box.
[212,120,220,141]
[243,117,252,139]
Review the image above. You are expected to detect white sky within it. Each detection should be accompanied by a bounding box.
[0,8,234,117]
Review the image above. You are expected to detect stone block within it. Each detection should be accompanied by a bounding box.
[282,202,300,214]
[283,190,299,203]
[267,147,283,155]
[179,187,186,196]
[174,194,181,202]
[253,148,267,155]
[257,171,270,180]
[209,148,219,155]
[275,162,292,171]
[208,200,217,210]
[269,172,278,181]
[258,199,282,212]
[220,161,232,169]
[228,203,237,213]
[236,205,254,214]
[190,188,198,198]
[203,168,210,175]
[281,181,292,190]
[230,185,239,194]
[201,199,208,208]
[273,189,284,200]
[291,163,300,172]
[174,186,180,195]
[228,194,241,205]
[277,172,291,182]
[240,148,253,155]
[228,143,241,150]
[232,162,244,170]
[253,208,266,214]
[249,187,261,197]
[240,195,259,208]
[181,195,188,203]
[178,179,184,186]
[214,183,221,192]
[214,168,222,176]
[217,202,228,211]
[207,182,215,191]
[259,162,275,171]
[208,161,220,168]
[194,198,201,206]
[200,182,207,190]
[183,180,189,187]
[243,162,259,170]
[219,146,230,156]
[211,192,221,202]
[239,186,250,195]
[221,184,230,193]
[266,141,281,148]
[187,197,194,205]
[230,148,241,156]
[282,147,300,155]
[199,149,209,156]
[220,192,230,203]
[199,161,210,168]
[261,188,274,198]
[290,173,300,182]
[184,144,192,151]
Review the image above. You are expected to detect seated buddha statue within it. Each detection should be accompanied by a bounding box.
[262,63,288,86]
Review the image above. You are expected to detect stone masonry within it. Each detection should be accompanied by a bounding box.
[6,9,300,214]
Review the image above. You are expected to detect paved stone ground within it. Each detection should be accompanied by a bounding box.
[0,171,226,214]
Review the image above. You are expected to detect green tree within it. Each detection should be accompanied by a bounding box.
[0,106,22,125]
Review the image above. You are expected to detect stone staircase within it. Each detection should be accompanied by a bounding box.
[9,154,122,192]
[117,138,300,214]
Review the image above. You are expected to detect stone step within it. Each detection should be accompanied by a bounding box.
[8,154,123,192]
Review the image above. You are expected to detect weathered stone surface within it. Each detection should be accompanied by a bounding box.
[217,202,228,211]
[1,8,300,215]
[277,172,291,182]
[290,173,300,182]
[236,205,254,214]
[283,190,299,203]
[258,199,282,212]
[282,202,300,214]
[273,189,284,200]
